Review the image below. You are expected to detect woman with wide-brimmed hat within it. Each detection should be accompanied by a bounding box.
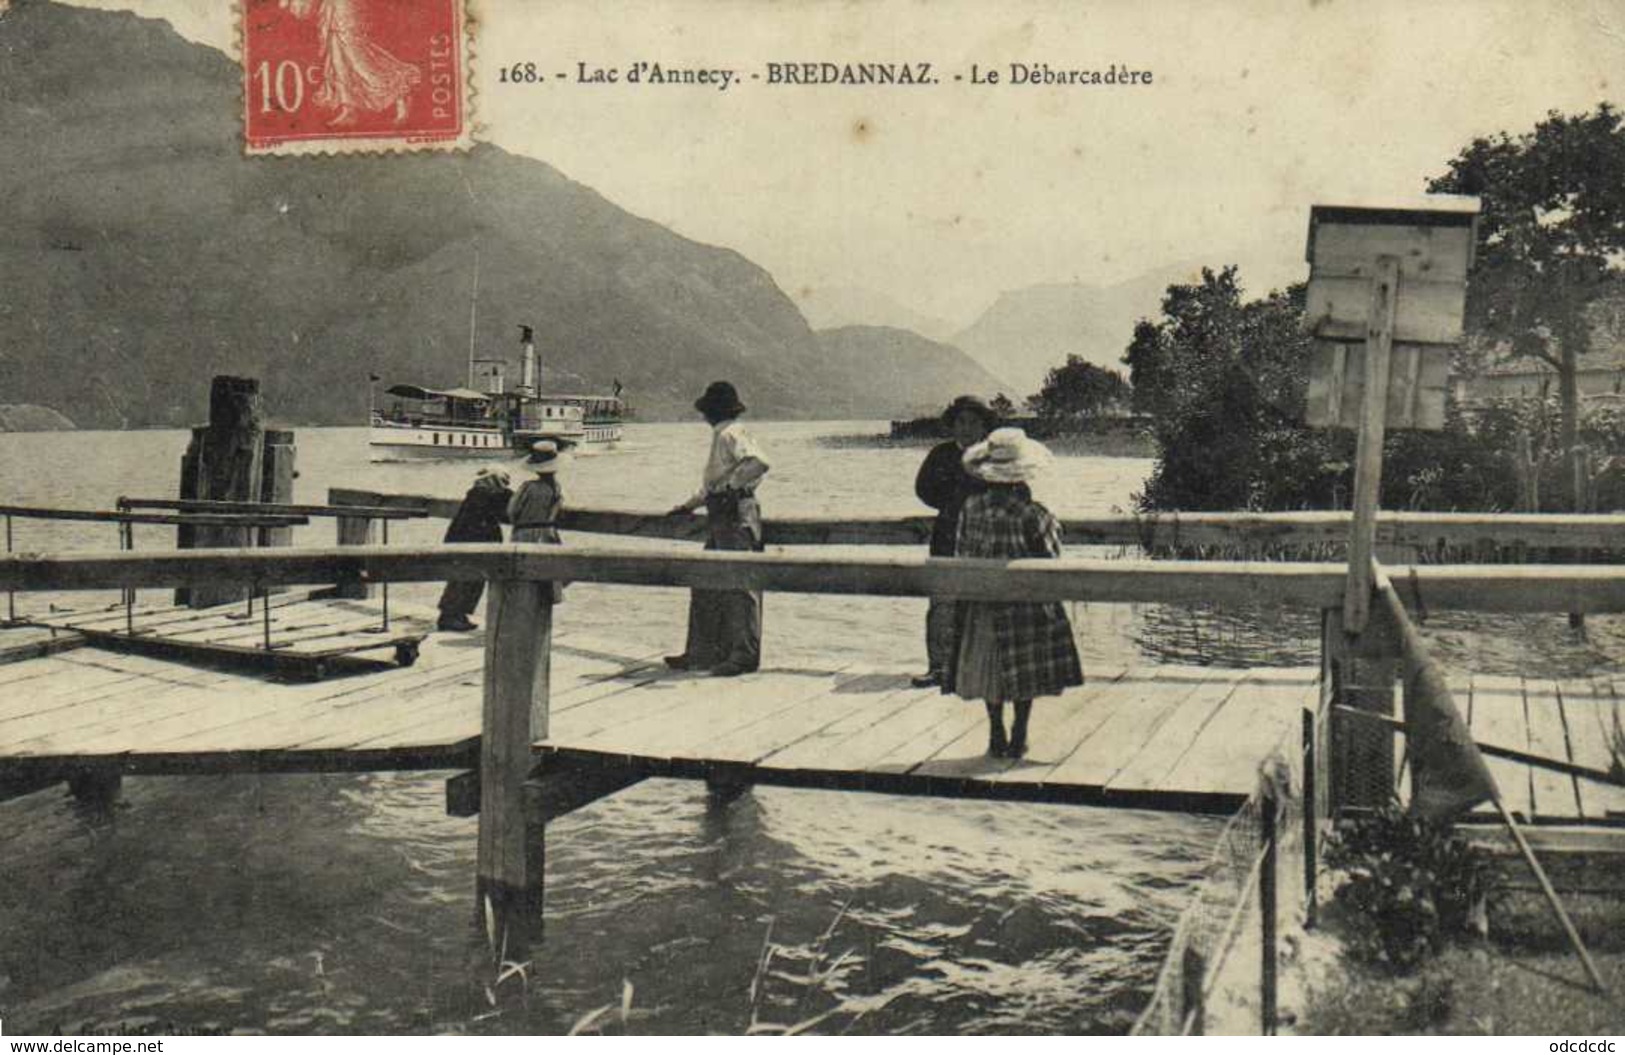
[435,466,513,632]
[665,381,770,677]
[945,427,1083,758]
[508,440,568,606]
[911,394,997,686]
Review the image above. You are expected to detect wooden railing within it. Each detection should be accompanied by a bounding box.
[328,487,1625,552]
[8,543,1625,612]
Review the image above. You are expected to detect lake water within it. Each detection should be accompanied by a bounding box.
[0,421,1611,1035]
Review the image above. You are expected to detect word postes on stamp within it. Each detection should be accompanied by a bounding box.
[242,0,473,156]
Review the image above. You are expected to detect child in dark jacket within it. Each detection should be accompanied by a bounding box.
[436,468,512,631]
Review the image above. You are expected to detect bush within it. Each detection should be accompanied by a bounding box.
[1323,807,1492,973]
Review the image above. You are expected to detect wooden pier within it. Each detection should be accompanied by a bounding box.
[3,502,1625,960]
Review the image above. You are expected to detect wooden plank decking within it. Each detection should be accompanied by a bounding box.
[0,608,1620,821]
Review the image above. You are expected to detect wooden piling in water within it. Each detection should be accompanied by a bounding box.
[476,579,553,954]
[176,376,265,608]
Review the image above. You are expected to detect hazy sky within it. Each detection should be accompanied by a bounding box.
[74,0,1625,329]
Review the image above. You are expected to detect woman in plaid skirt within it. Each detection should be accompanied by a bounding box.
[943,428,1083,758]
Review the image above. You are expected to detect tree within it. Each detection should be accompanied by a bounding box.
[1027,356,1129,428]
[989,392,1017,418]
[1128,267,1334,510]
[1428,104,1625,510]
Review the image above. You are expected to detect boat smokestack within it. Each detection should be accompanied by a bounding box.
[519,324,537,395]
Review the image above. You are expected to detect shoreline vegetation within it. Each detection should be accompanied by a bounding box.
[841,413,1154,458]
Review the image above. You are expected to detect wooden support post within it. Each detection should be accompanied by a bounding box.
[1180,945,1206,1036]
[1302,708,1318,929]
[67,767,122,809]
[5,514,15,625]
[1324,607,1398,814]
[1260,786,1279,1036]
[705,765,754,806]
[176,377,265,608]
[331,509,378,599]
[1344,256,1401,635]
[476,578,552,957]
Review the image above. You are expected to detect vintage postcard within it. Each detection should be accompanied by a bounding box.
[2,0,1624,1040]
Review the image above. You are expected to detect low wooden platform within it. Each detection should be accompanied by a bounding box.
[19,594,429,679]
[0,628,1312,814]
[1,626,1620,822]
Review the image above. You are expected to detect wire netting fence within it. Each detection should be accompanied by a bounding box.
[1133,692,1326,1035]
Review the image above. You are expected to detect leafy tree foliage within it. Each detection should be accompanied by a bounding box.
[1427,104,1625,509]
[1027,356,1129,428]
[1124,267,1606,514]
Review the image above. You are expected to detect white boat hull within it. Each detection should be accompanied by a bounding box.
[368,421,622,461]
[368,423,514,462]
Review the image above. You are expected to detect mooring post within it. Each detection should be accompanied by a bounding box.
[476,577,552,957]
[176,376,265,608]
[259,429,298,551]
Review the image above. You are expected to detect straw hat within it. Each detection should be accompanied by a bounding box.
[525,440,563,473]
[474,467,511,489]
[962,427,1053,484]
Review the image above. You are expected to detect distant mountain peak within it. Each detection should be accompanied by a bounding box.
[1,0,1012,425]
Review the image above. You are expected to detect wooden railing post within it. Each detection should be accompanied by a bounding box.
[1302,707,1318,930]
[1323,607,1398,814]
[332,505,377,600]
[476,577,552,957]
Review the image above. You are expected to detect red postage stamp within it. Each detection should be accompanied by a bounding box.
[241,0,473,155]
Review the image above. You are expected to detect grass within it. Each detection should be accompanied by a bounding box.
[1297,888,1625,1035]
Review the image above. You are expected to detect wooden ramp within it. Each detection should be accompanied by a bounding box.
[1459,672,1625,824]
[20,594,430,679]
[0,624,85,665]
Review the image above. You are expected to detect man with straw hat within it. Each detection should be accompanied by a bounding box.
[665,381,770,677]
[945,427,1083,758]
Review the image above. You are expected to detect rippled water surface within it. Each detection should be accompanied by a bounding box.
[2,422,1610,1034]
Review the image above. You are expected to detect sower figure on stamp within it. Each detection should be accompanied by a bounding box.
[944,428,1083,759]
[665,382,770,678]
[911,395,995,687]
[436,467,512,632]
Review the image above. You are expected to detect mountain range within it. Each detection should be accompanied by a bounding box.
[0,0,1004,428]
[948,263,1211,395]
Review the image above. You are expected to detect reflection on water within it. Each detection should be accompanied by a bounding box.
[1,422,1613,1034]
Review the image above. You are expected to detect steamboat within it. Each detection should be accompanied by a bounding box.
[369,325,624,462]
